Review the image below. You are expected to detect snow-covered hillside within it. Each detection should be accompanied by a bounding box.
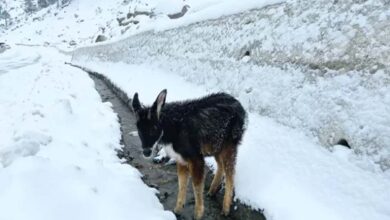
[1,0,129,48]
[1,0,284,49]
[72,0,390,170]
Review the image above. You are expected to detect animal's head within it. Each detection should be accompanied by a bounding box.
[131,89,167,158]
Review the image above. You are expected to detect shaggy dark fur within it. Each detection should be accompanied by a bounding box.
[132,90,246,158]
[132,89,247,219]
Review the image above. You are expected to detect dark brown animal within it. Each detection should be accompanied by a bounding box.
[132,89,247,219]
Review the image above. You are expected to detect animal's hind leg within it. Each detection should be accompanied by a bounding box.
[189,157,205,220]
[207,154,224,196]
[174,163,189,214]
[221,145,237,216]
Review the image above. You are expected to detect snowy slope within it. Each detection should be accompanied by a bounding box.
[0,46,175,220]
[2,0,127,48]
[1,0,282,49]
[71,0,390,71]
[0,0,25,27]
[72,0,390,170]
[68,61,390,220]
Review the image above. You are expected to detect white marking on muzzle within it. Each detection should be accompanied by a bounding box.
[143,131,164,161]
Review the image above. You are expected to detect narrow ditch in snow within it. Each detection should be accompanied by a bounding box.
[69,63,266,220]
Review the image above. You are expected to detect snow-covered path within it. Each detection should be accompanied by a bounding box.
[72,61,390,220]
[0,46,174,220]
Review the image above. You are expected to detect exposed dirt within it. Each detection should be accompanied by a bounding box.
[79,66,266,220]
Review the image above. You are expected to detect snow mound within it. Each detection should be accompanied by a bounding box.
[0,46,175,220]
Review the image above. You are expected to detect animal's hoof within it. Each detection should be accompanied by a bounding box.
[174,212,182,219]
[193,213,203,220]
[206,191,216,198]
[207,184,222,197]
[221,209,230,217]
[174,205,183,214]
[194,207,204,220]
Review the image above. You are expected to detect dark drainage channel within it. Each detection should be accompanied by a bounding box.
[69,63,266,220]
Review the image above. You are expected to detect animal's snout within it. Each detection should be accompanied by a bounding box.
[143,148,152,157]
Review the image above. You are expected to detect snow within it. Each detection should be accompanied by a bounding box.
[72,0,390,170]
[0,46,175,220]
[153,0,185,15]
[71,60,390,220]
[1,0,390,219]
[1,0,282,50]
[1,0,131,48]
[237,115,390,220]
[148,0,284,32]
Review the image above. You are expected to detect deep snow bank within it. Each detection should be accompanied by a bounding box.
[72,0,390,170]
[0,46,174,220]
[73,0,390,71]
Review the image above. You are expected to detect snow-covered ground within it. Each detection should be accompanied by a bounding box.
[69,61,390,220]
[0,46,174,220]
[72,0,390,170]
[1,0,129,48]
[1,0,390,219]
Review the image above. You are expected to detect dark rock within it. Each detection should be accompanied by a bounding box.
[0,42,10,53]
[95,35,108,43]
[158,192,169,201]
[117,17,126,25]
[121,26,131,35]
[120,19,139,26]
[127,10,153,19]
[33,17,42,21]
[168,5,190,19]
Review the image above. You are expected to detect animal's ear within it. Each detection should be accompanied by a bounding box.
[151,89,167,120]
[132,93,141,114]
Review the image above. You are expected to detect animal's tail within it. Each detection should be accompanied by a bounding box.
[229,101,247,146]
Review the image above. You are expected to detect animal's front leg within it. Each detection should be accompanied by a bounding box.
[189,158,205,220]
[174,163,189,214]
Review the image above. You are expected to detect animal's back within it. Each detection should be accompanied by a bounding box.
[195,93,246,149]
[164,93,246,156]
